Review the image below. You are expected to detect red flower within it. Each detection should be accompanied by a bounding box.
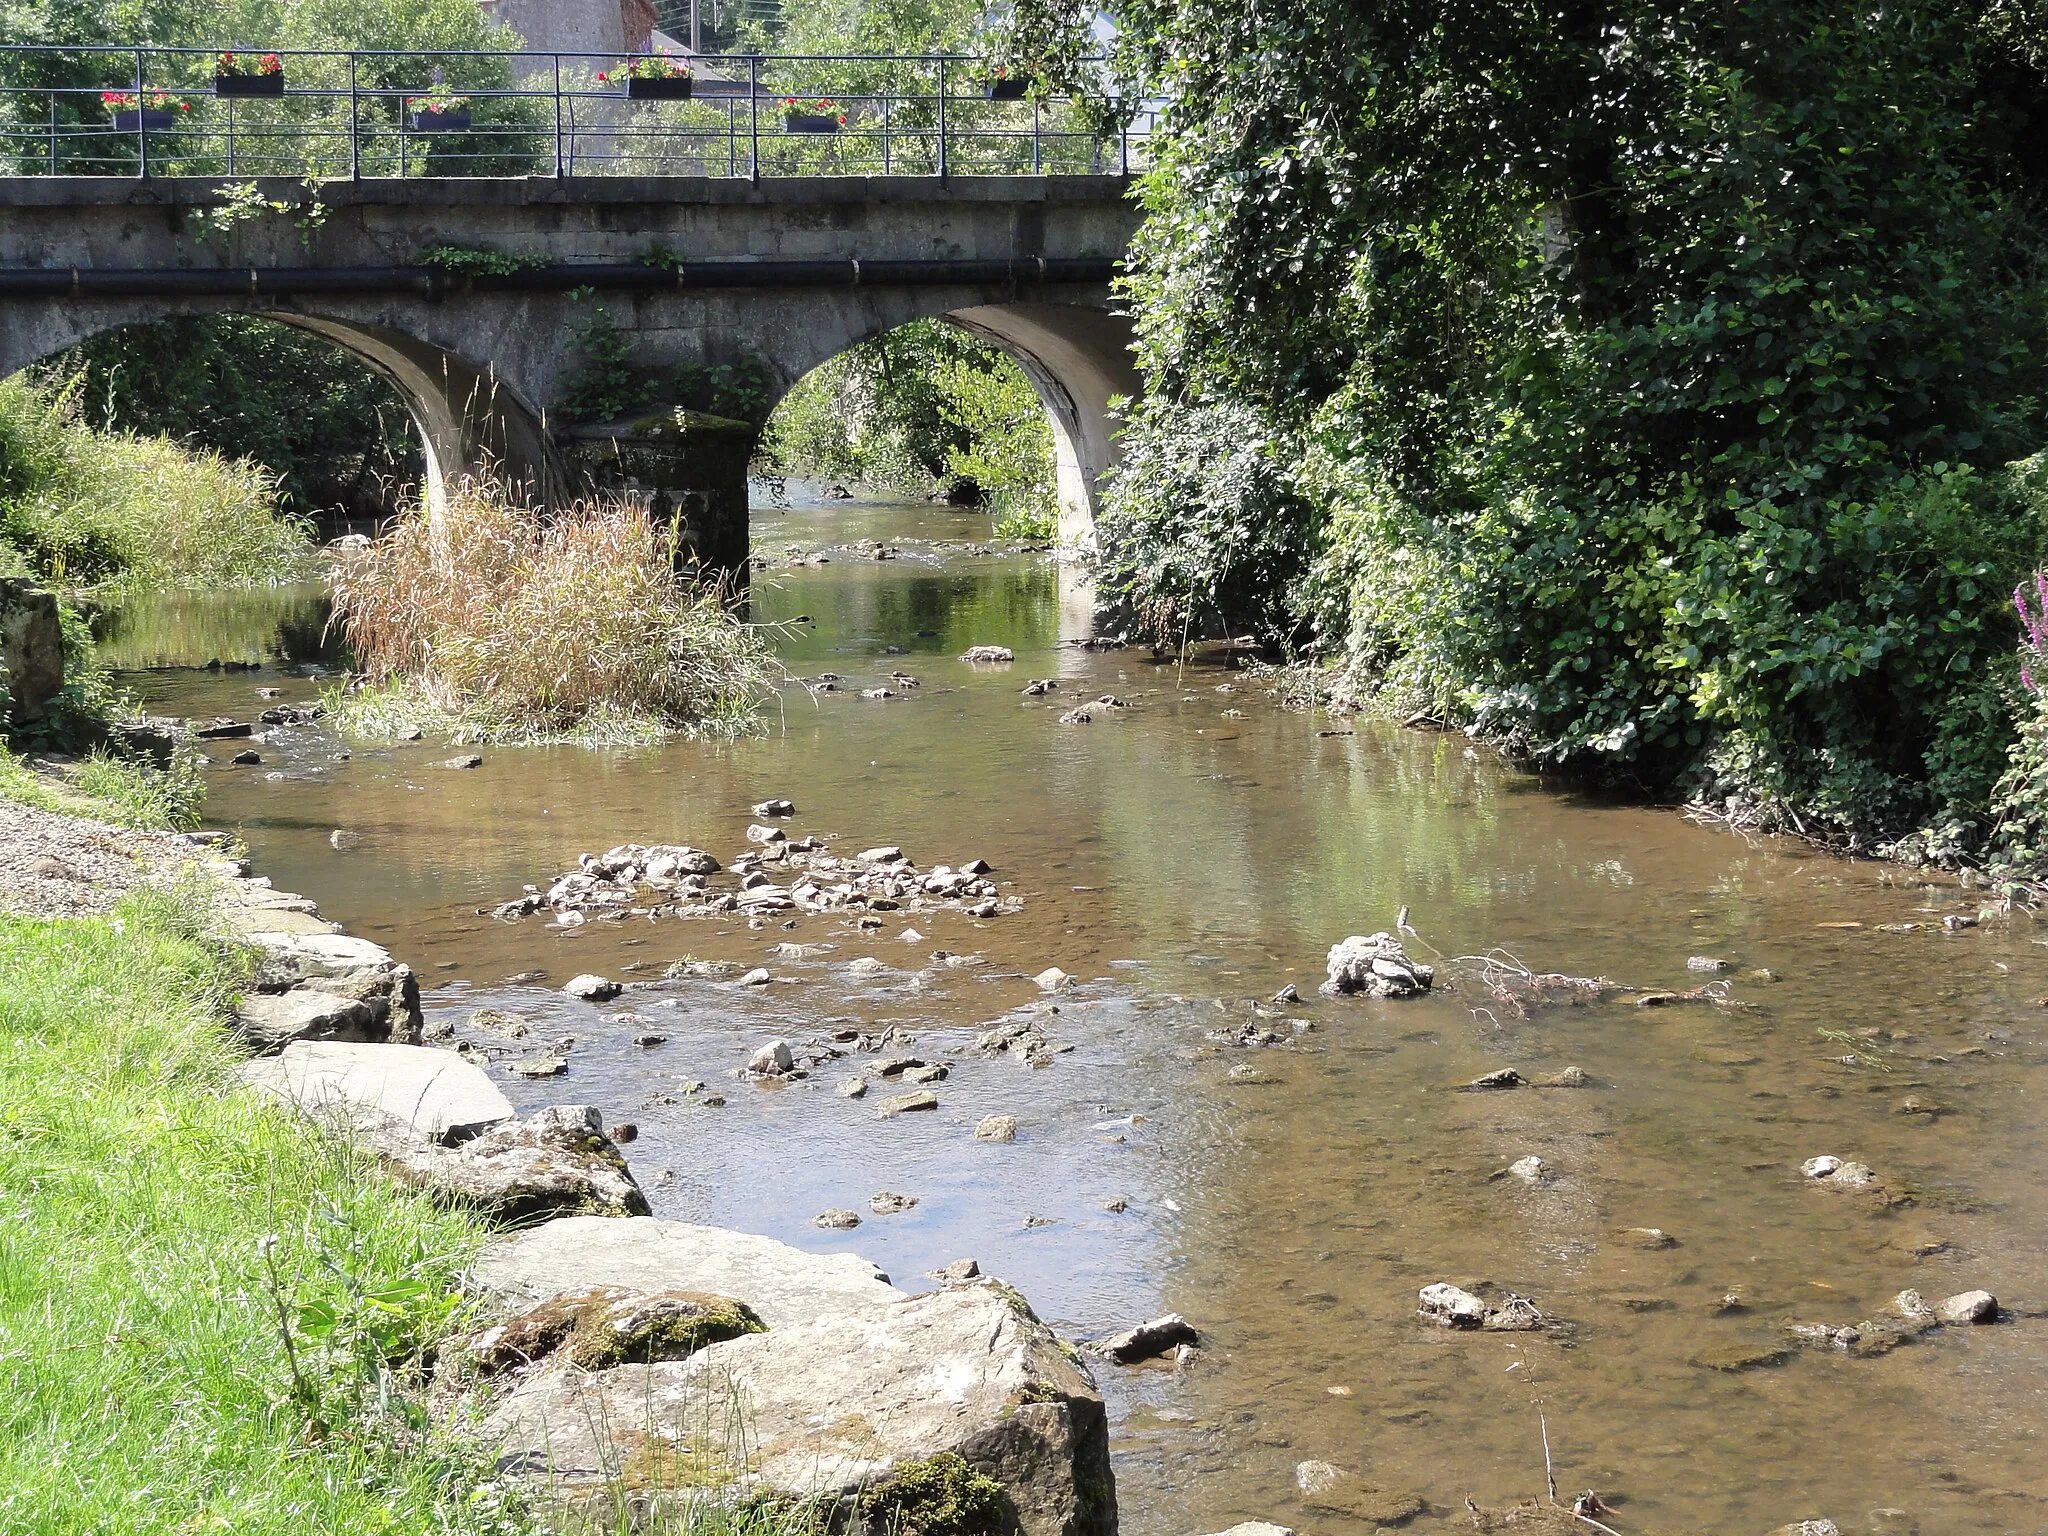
[597,71,609,82]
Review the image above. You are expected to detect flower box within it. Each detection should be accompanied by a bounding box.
[784,112,838,133]
[215,72,285,97]
[408,107,472,132]
[112,108,181,132]
[627,74,693,100]
[984,76,1030,100]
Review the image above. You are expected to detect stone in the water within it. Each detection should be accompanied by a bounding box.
[1689,1340,1795,1372]
[929,1257,981,1281]
[1540,1065,1589,1087]
[230,749,262,765]
[738,967,772,986]
[508,1056,568,1078]
[329,829,362,850]
[1196,1525,1294,1536]
[563,974,620,1003]
[1508,1155,1547,1183]
[960,645,1015,663]
[836,1075,868,1098]
[871,1190,919,1214]
[813,1208,861,1230]
[753,798,796,817]
[747,1039,794,1076]
[632,1033,667,1047]
[1096,1313,1197,1363]
[1292,1460,1425,1525]
[1319,932,1433,998]
[1615,1226,1677,1250]
[1686,955,1733,971]
[847,956,892,977]
[1766,1524,1841,1536]
[1034,966,1073,991]
[441,754,483,769]
[1801,1155,1843,1179]
[1465,1067,1524,1090]
[1941,1289,1997,1323]
[1418,1282,1487,1328]
[878,1090,939,1117]
[975,1113,1018,1142]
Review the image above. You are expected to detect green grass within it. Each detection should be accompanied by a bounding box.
[0,889,530,1535]
[0,743,206,831]
[0,369,314,590]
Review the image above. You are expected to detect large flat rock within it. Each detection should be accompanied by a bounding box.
[241,1040,512,1143]
[479,1275,1114,1536]
[474,1215,900,1328]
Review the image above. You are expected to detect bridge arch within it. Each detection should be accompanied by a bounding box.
[745,296,1137,549]
[0,300,558,521]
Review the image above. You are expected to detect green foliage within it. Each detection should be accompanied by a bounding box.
[934,355,1058,537]
[66,316,421,518]
[559,306,659,425]
[0,893,536,1533]
[0,369,313,588]
[759,319,1059,522]
[421,243,551,276]
[1064,0,2048,848]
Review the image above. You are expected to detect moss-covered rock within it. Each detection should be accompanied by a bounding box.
[861,1453,1013,1536]
[462,1285,763,1376]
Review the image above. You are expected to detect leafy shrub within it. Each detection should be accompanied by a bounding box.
[934,356,1058,537]
[328,476,776,742]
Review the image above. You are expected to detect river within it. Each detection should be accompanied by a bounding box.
[100,492,2048,1536]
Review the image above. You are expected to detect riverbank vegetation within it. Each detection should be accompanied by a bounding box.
[327,479,776,745]
[1009,0,2048,866]
[0,370,314,588]
[0,886,528,1533]
[759,320,1059,537]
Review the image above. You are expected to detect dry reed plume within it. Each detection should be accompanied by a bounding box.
[327,477,774,742]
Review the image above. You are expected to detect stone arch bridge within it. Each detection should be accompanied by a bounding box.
[0,174,1141,566]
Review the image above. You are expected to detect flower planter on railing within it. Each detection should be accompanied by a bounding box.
[215,51,284,95]
[215,72,284,97]
[627,75,693,100]
[407,106,471,132]
[783,112,839,133]
[112,107,182,132]
[984,76,1031,100]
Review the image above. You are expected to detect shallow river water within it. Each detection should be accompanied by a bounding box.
[104,495,2048,1536]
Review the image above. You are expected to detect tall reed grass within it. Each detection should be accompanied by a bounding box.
[328,477,775,743]
[0,369,314,588]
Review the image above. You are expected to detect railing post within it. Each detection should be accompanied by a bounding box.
[882,90,890,175]
[135,46,147,179]
[935,55,946,180]
[1032,95,1040,173]
[1119,103,1128,175]
[348,53,360,179]
[553,53,564,177]
[748,54,758,182]
[47,95,57,174]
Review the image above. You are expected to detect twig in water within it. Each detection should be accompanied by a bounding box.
[1540,1408,1557,1504]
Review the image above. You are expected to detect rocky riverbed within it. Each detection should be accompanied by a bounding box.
[102,495,2048,1536]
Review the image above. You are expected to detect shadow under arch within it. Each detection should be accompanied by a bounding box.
[251,314,561,518]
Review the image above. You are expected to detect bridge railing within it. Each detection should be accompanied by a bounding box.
[0,45,1153,179]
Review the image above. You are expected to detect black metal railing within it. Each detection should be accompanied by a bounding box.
[0,45,1152,179]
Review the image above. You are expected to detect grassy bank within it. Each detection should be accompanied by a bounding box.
[0,888,527,1533]
[327,480,776,745]
[0,369,314,589]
